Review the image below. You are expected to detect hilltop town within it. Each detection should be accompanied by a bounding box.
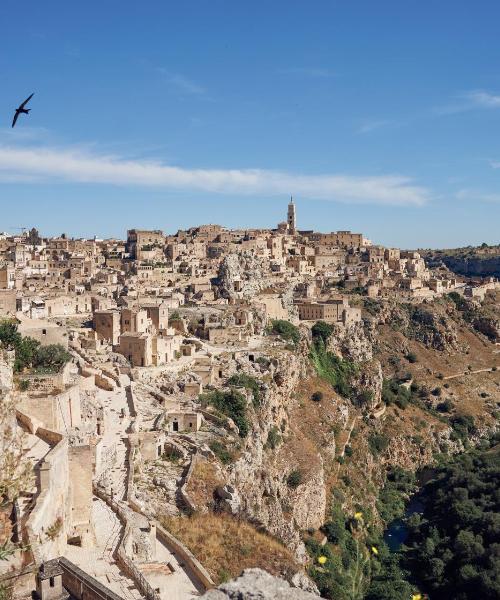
[0,201,498,600]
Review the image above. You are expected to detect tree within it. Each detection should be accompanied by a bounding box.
[33,344,72,372]
[287,470,302,488]
[403,448,500,599]
[270,320,300,345]
[312,320,334,344]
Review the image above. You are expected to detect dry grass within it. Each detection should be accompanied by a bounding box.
[160,512,300,584]
[185,459,224,510]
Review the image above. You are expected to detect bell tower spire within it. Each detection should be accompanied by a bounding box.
[287,196,296,234]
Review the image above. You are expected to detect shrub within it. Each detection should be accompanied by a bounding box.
[355,389,374,408]
[406,352,418,363]
[209,440,234,465]
[227,373,261,407]
[169,310,181,323]
[200,389,249,437]
[368,433,390,456]
[163,447,183,463]
[321,506,347,545]
[18,379,30,391]
[311,391,323,402]
[311,321,334,344]
[33,344,72,373]
[431,387,442,397]
[450,414,476,443]
[270,320,300,345]
[382,378,411,408]
[286,469,302,488]
[265,426,281,450]
[46,517,63,541]
[0,321,71,374]
[436,399,454,413]
[344,445,353,457]
[310,339,357,399]
[388,355,401,368]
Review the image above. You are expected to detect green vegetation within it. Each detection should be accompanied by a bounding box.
[0,320,71,373]
[265,426,281,450]
[376,467,416,524]
[368,433,390,457]
[269,319,300,345]
[310,338,358,399]
[209,440,234,465]
[405,352,418,363]
[363,298,382,316]
[162,446,183,463]
[448,291,468,311]
[18,379,30,391]
[200,389,249,437]
[307,505,416,600]
[227,373,261,407]
[311,320,334,343]
[382,378,423,410]
[286,469,302,488]
[403,447,500,599]
[365,553,416,600]
[168,310,181,323]
[450,414,477,444]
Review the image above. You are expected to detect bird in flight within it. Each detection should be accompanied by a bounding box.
[12,93,34,128]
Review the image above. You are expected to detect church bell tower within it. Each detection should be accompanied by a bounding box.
[287,196,296,234]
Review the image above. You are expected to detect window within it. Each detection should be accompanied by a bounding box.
[49,578,55,588]
[42,329,47,335]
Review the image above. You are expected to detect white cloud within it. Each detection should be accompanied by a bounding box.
[465,90,500,108]
[489,160,500,169]
[0,145,429,206]
[434,90,500,115]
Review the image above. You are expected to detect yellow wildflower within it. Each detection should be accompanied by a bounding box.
[412,594,422,600]
[317,555,327,565]
[354,511,363,521]
[371,546,378,555]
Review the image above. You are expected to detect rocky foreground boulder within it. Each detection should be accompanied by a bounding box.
[201,568,321,599]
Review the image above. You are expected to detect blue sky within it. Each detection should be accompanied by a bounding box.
[0,0,499,248]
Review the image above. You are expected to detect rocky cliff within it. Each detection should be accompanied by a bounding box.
[226,350,326,562]
[428,254,500,277]
[202,568,322,599]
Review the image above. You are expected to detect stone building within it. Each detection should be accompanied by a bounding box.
[297,298,361,325]
[93,309,121,345]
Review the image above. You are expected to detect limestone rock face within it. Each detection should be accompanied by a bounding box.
[215,484,241,515]
[227,352,326,562]
[326,321,374,362]
[201,568,322,599]
[217,253,266,300]
[376,303,460,351]
[472,316,500,342]
[350,359,383,410]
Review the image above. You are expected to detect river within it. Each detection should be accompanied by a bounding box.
[383,467,436,552]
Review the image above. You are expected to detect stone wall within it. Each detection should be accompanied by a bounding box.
[68,445,94,545]
[58,557,123,600]
[17,384,82,433]
[25,436,70,562]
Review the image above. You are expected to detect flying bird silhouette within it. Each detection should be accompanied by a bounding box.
[12,93,34,128]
